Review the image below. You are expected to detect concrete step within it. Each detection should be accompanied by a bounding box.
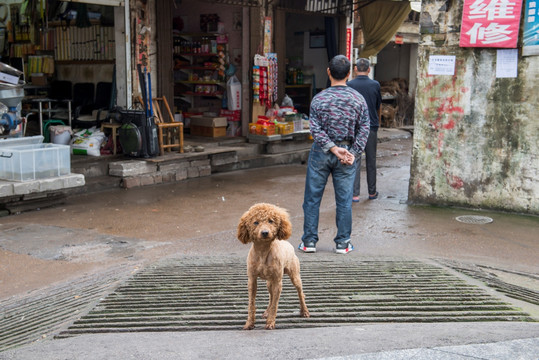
[66,137,310,193]
[212,149,310,173]
[71,154,123,178]
[68,175,122,195]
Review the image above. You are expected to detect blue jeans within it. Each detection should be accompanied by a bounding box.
[302,142,356,246]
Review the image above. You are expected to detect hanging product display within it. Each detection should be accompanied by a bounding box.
[266,53,278,108]
[253,54,277,108]
[252,64,260,103]
[252,54,266,104]
[217,43,226,80]
[259,65,267,106]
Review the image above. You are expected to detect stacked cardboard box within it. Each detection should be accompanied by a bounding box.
[190,116,227,137]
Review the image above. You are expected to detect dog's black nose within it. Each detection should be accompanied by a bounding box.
[261,230,269,237]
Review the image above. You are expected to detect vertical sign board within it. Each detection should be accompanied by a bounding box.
[346,25,353,79]
[459,0,524,48]
[523,0,539,55]
[346,25,353,60]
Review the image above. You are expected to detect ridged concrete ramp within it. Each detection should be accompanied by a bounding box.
[1,257,534,352]
[60,257,533,334]
[0,266,130,352]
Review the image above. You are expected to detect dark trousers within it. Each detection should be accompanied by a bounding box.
[353,128,377,197]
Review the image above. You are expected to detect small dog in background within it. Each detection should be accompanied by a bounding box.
[237,203,310,330]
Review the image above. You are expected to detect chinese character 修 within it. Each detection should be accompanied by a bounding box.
[466,22,512,44]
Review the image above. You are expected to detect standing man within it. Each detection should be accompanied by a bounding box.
[347,58,382,202]
[298,55,370,255]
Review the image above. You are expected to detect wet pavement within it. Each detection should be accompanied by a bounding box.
[1,131,538,358]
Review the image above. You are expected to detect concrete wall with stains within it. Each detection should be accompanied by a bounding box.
[409,0,539,214]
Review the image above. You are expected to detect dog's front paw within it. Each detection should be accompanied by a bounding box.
[301,309,310,318]
[265,322,276,330]
[243,322,255,330]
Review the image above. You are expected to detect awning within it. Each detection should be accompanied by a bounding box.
[67,0,124,6]
[358,0,411,58]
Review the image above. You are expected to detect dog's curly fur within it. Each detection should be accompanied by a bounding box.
[237,203,310,330]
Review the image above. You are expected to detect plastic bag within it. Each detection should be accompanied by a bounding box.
[227,75,241,110]
[70,126,107,156]
[281,94,293,107]
[49,125,73,145]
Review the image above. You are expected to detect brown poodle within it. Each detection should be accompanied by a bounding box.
[237,203,310,330]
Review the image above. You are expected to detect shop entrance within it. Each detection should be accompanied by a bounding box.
[375,42,417,129]
[282,12,333,115]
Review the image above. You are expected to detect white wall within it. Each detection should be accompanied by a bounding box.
[303,32,328,91]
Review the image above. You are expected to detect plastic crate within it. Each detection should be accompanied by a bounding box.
[276,122,294,135]
[284,113,303,132]
[0,136,70,181]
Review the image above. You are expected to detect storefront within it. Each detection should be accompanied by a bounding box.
[168,0,352,144]
[1,0,355,154]
[158,0,415,143]
[167,0,247,138]
[0,0,418,201]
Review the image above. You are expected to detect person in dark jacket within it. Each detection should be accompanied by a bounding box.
[347,58,382,201]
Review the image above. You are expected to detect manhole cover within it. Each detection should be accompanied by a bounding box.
[455,215,493,224]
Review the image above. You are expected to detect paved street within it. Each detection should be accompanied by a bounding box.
[1,132,538,359]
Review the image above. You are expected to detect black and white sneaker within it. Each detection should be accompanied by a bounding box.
[298,242,316,253]
[335,241,354,254]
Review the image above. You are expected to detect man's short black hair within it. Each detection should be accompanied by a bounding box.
[356,58,370,72]
[328,55,351,80]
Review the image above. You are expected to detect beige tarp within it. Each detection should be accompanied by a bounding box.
[359,0,412,58]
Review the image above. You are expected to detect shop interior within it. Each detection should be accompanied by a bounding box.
[1,1,117,141]
[172,0,244,137]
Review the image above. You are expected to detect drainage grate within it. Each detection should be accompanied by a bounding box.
[56,257,531,336]
[455,215,494,224]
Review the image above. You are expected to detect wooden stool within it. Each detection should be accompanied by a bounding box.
[101,122,121,155]
[151,96,184,156]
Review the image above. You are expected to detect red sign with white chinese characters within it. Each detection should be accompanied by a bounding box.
[346,26,353,61]
[459,0,523,48]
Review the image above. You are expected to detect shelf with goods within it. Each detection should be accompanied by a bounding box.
[173,33,228,112]
[5,21,114,89]
[5,12,56,85]
[284,84,312,115]
[48,20,116,63]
